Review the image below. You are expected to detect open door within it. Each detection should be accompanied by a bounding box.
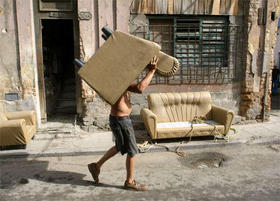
[34,0,79,122]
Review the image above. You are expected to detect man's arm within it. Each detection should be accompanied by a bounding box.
[128,56,159,94]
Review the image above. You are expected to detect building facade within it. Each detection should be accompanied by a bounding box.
[0,0,279,131]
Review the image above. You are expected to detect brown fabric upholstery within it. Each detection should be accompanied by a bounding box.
[140,92,234,140]
[78,31,160,105]
[78,30,179,105]
[156,51,179,77]
[0,111,36,147]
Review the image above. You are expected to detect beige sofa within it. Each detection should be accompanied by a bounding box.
[140,92,234,140]
[0,111,36,148]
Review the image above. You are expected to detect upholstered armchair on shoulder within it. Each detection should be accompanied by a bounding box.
[140,92,234,140]
[0,110,36,148]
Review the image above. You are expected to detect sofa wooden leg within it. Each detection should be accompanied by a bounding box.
[0,144,26,150]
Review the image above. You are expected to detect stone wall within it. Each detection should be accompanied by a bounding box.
[240,0,280,120]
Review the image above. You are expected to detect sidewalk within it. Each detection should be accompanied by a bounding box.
[1,112,280,159]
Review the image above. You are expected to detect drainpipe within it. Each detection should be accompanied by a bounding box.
[261,0,269,121]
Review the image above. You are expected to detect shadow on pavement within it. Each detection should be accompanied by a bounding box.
[0,158,121,190]
[87,181,124,190]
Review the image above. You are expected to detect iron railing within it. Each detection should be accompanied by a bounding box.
[132,20,241,84]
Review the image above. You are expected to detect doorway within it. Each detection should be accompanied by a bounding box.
[41,19,76,117]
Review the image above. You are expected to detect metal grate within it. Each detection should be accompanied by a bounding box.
[132,16,240,84]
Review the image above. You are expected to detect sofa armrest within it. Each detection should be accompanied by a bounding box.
[4,111,36,126]
[140,108,157,139]
[0,119,28,146]
[211,105,234,134]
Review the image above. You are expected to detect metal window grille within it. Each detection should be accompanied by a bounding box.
[132,16,240,84]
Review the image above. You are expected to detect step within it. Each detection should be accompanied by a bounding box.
[56,99,76,108]
[63,78,76,85]
[57,98,76,102]
[55,106,76,114]
[62,86,76,93]
[59,92,76,99]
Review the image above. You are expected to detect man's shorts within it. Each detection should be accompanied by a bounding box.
[109,115,139,157]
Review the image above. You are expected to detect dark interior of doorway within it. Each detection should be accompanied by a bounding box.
[271,69,280,113]
[42,19,76,118]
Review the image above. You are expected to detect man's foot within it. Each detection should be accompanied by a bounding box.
[124,180,148,191]
[88,163,100,184]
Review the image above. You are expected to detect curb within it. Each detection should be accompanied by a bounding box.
[1,137,280,159]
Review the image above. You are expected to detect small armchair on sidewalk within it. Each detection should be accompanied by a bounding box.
[0,110,36,149]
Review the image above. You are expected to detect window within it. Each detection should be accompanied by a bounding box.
[132,16,240,84]
[39,0,73,11]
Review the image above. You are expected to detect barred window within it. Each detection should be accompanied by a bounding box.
[132,16,239,84]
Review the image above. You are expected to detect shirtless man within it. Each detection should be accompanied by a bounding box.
[88,56,159,191]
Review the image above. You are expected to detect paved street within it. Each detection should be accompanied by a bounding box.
[1,91,280,201]
[1,143,280,201]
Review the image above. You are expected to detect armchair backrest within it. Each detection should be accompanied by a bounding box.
[147,91,212,123]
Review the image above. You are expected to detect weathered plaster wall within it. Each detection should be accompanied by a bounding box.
[0,0,20,110]
[240,0,280,120]
[78,0,130,131]
[0,0,40,125]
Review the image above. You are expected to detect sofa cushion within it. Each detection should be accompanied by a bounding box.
[156,124,225,139]
[157,120,219,129]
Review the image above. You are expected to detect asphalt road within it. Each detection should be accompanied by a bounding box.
[1,143,280,201]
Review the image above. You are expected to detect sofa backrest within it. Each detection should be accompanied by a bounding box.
[0,113,7,120]
[148,91,212,123]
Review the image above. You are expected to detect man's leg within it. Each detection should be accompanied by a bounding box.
[88,145,118,183]
[96,145,119,168]
[124,154,147,191]
[126,155,135,183]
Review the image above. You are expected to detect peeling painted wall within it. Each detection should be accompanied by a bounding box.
[0,0,40,126]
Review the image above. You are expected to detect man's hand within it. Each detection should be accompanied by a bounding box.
[148,56,159,70]
[128,56,159,94]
